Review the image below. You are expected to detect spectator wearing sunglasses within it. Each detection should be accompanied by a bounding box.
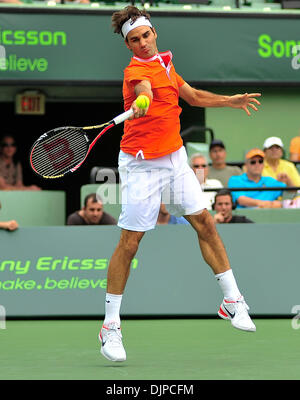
[0,135,40,191]
[262,136,300,188]
[190,153,223,210]
[228,148,286,208]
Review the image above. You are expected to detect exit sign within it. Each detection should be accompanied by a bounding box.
[16,92,45,115]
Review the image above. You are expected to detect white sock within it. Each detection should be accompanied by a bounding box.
[215,269,241,301]
[104,293,122,326]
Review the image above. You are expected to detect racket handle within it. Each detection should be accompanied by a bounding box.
[113,109,134,125]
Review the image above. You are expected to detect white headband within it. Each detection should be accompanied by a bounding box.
[121,16,153,39]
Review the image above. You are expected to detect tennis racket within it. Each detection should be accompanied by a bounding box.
[30,109,133,179]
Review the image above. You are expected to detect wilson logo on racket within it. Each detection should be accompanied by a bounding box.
[29,109,133,179]
[43,138,74,171]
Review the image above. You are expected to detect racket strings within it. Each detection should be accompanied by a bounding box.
[32,128,79,157]
[34,129,80,163]
[31,128,89,177]
[33,143,87,175]
[32,146,87,176]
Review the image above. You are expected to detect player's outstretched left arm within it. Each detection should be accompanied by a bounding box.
[179,83,261,116]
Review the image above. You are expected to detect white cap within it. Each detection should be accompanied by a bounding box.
[121,16,153,39]
[263,136,284,149]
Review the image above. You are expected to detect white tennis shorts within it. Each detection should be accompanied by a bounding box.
[118,146,206,231]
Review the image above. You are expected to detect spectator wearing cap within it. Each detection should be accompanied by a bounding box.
[228,148,286,208]
[262,136,300,188]
[207,139,242,187]
[190,153,223,210]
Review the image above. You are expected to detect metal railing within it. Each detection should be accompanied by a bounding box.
[204,186,300,192]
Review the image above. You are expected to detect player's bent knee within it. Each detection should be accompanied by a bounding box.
[187,208,211,226]
[188,210,217,238]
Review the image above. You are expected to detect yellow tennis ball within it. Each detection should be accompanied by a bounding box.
[136,95,150,109]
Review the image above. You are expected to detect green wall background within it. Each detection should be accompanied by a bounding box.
[205,87,300,161]
[0,191,66,226]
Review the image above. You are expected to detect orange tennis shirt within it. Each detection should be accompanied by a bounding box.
[121,51,185,159]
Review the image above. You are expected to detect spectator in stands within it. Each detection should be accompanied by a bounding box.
[262,136,300,188]
[0,0,23,3]
[212,189,253,224]
[190,153,223,210]
[228,148,286,208]
[0,201,18,231]
[0,220,18,231]
[67,193,117,225]
[207,139,243,186]
[156,203,189,225]
[56,0,90,4]
[289,132,300,162]
[0,134,41,191]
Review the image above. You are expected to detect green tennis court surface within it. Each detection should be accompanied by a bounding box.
[0,319,299,380]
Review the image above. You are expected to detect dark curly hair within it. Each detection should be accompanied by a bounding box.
[213,189,236,210]
[111,6,151,40]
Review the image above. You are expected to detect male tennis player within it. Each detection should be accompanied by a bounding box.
[99,6,261,362]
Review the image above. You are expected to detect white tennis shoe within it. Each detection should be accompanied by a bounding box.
[218,296,256,332]
[99,321,126,362]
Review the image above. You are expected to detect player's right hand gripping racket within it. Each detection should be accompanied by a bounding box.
[30,109,133,179]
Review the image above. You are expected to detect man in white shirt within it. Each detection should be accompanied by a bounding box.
[190,153,223,210]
